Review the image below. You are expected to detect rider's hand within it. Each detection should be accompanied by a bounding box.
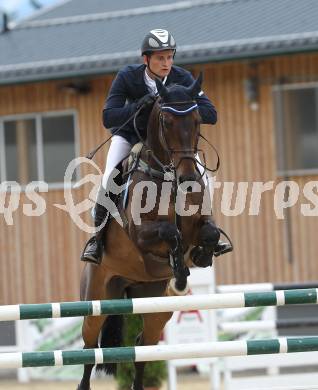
[136,93,156,110]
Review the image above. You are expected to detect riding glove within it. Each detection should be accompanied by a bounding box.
[136,93,156,109]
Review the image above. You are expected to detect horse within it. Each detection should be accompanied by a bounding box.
[78,74,221,390]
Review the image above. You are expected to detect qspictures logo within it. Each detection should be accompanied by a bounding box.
[1,157,318,233]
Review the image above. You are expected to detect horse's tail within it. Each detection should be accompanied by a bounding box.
[96,314,124,375]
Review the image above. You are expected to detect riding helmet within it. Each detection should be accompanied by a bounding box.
[141,29,176,55]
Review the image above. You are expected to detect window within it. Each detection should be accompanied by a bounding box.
[4,119,38,183]
[0,112,78,186]
[274,85,318,175]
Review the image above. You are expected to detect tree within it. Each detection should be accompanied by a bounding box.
[115,315,167,389]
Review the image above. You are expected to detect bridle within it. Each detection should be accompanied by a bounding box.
[132,99,193,178]
[160,99,220,175]
[159,101,199,152]
[158,100,202,174]
[133,97,220,180]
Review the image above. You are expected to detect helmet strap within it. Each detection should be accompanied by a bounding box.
[146,56,164,80]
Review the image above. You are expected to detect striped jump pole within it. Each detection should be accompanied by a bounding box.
[1,288,317,321]
[1,337,318,369]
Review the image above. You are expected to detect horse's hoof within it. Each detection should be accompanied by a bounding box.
[131,384,144,390]
[168,278,189,295]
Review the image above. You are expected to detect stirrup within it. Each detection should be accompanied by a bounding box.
[214,228,233,257]
[214,241,233,257]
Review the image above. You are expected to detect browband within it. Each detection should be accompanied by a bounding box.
[161,103,198,116]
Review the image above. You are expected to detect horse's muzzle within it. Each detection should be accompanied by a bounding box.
[178,173,202,193]
[178,174,199,185]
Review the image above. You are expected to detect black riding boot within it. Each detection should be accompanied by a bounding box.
[80,202,109,265]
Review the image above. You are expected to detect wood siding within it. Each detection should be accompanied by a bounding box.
[1,53,318,304]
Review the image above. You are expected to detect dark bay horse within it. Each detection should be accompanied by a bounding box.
[78,74,221,390]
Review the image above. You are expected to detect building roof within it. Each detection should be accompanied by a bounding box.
[1,0,318,85]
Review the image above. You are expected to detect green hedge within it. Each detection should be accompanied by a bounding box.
[115,314,167,389]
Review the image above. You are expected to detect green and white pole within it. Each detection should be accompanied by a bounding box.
[1,337,318,369]
[0,288,317,321]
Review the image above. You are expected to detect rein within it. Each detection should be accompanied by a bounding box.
[85,105,146,160]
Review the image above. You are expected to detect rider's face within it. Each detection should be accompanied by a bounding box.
[144,50,174,79]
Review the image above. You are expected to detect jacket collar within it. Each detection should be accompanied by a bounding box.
[132,64,147,85]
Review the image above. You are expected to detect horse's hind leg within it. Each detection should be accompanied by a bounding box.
[132,312,173,390]
[77,315,106,390]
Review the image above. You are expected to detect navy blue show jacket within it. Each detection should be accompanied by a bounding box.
[103,64,217,145]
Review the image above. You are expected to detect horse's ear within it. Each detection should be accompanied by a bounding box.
[155,78,168,97]
[187,72,203,98]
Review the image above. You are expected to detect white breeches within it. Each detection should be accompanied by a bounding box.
[101,135,209,190]
[101,135,132,189]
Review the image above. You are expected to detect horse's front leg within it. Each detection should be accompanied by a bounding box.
[190,217,220,268]
[77,315,106,390]
[77,264,110,390]
[135,220,189,291]
[132,311,173,390]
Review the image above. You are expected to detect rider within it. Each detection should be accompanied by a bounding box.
[81,29,231,265]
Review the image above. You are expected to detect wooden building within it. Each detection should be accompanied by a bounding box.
[1,0,318,304]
